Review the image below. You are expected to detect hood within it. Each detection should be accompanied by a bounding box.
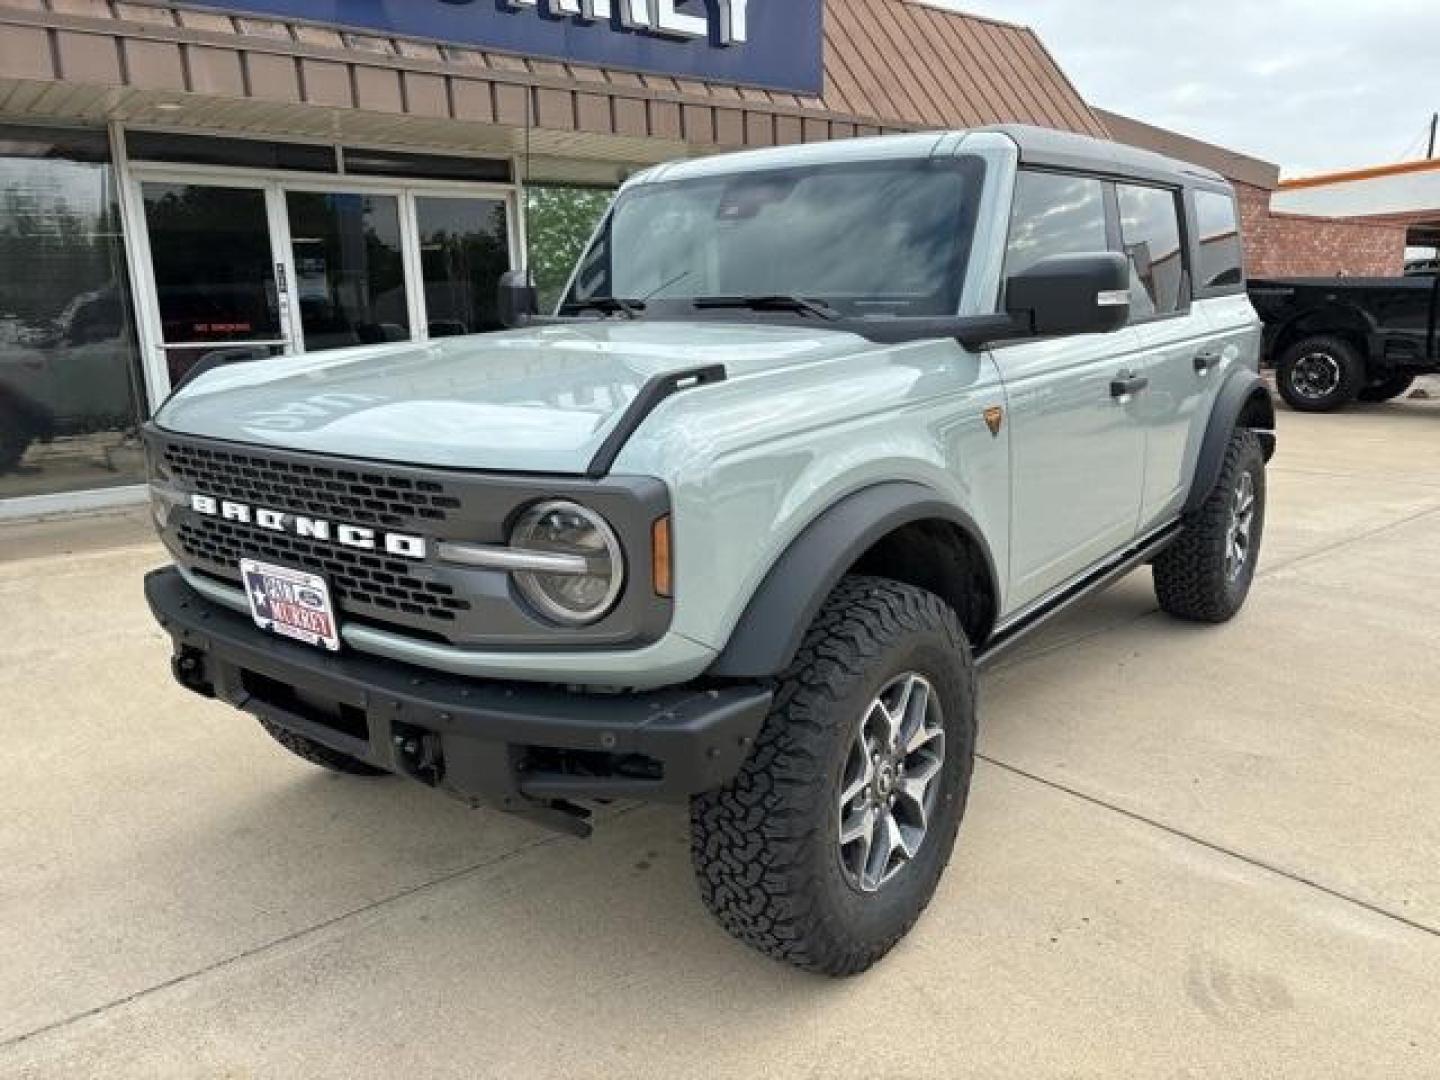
[155,322,869,475]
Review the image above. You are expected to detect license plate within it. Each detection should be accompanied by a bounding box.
[240,558,341,652]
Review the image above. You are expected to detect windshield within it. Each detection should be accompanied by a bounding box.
[561,157,985,320]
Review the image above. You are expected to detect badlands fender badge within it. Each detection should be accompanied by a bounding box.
[983,406,1005,437]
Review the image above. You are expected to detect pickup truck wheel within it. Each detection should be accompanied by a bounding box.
[1153,428,1266,623]
[690,576,975,976]
[1275,336,1363,412]
[1358,372,1415,403]
[257,718,389,777]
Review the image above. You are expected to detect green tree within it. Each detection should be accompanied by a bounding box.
[525,186,613,312]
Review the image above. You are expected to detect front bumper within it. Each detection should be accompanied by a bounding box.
[145,567,771,835]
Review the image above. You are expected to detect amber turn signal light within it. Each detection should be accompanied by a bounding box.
[652,515,673,597]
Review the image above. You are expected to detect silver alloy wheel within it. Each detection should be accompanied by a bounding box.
[837,672,946,893]
[1291,352,1342,400]
[1225,470,1257,582]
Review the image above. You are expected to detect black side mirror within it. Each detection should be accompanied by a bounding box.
[497,269,539,329]
[1004,252,1131,337]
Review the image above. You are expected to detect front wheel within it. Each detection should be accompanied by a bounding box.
[1153,427,1266,623]
[690,576,976,976]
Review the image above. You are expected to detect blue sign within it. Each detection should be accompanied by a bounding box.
[192,1,824,95]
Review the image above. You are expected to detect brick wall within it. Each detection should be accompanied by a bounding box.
[1237,181,1408,278]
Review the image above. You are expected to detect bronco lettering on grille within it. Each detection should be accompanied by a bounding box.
[189,493,428,560]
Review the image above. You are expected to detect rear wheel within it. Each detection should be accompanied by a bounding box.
[1358,372,1415,403]
[1153,427,1266,623]
[1275,335,1363,412]
[690,576,976,976]
[257,718,388,776]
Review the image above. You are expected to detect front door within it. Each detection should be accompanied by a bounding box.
[998,169,1147,611]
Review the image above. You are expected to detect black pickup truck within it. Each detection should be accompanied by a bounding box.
[1249,275,1440,411]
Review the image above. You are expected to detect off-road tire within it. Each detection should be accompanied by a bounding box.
[1358,372,1415,403]
[257,718,389,776]
[690,575,976,976]
[1275,335,1364,412]
[1153,427,1266,623]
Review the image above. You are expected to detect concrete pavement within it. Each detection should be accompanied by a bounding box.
[1,390,1437,1078]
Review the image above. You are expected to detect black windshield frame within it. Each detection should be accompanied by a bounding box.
[559,155,988,324]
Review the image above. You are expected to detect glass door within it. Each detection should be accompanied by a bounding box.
[128,171,520,397]
[285,190,410,352]
[413,195,514,336]
[134,179,294,390]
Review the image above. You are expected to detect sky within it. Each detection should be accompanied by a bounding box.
[932,0,1440,178]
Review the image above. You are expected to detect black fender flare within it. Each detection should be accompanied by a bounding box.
[1184,370,1276,515]
[706,482,999,680]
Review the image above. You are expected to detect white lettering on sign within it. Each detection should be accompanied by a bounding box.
[498,0,748,44]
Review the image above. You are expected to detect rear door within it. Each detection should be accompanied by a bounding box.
[1116,181,1213,527]
[997,170,1147,612]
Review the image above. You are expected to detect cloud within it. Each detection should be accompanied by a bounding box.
[928,0,1440,176]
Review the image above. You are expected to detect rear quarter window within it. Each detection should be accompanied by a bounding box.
[1193,190,1244,292]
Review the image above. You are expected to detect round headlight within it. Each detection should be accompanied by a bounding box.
[509,501,624,626]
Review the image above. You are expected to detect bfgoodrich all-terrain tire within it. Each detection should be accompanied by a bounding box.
[690,576,976,976]
[1275,335,1364,412]
[257,718,389,776]
[1153,427,1266,624]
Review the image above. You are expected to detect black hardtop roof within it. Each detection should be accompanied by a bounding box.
[980,123,1232,191]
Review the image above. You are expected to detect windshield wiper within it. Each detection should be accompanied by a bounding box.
[565,296,646,320]
[692,295,842,321]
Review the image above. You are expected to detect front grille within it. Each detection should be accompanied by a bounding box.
[147,426,673,650]
[178,517,471,626]
[163,441,462,529]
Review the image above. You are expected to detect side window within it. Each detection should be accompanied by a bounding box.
[1004,171,1107,280]
[1193,189,1243,291]
[1116,184,1187,319]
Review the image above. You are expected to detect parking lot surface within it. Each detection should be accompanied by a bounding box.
[2,388,1438,1078]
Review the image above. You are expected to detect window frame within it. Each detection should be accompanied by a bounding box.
[1188,186,1248,300]
[1111,178,1193,326]
[999,165,1201,332]
[1000,166,1114,286]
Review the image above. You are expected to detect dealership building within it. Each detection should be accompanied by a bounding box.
[0,0,1397,516]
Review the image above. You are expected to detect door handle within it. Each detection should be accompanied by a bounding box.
[1110,373,1150,399]
[1194,350,1221,374]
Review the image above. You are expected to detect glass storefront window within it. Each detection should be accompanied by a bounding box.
[525,185,613,313]
[287,191,408,352]
[0,126,145,501]
[415,196,512,336]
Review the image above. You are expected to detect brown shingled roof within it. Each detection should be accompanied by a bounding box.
[824,1,1105,136]
[0,0,1105,167]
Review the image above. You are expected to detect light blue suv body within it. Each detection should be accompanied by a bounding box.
[145,126,1276,974]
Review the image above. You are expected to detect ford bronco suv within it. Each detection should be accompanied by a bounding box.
[143,126,1274,976]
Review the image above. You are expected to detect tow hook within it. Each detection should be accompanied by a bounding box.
[393,725,443,786]
[172,648,215,698]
